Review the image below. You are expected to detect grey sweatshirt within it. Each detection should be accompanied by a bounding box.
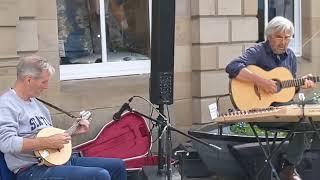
[0,89,52,173]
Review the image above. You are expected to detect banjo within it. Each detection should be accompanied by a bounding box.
[34,98,92,166]
[33,99,92,166]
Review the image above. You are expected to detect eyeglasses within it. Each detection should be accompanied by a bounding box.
[272,35,292,42]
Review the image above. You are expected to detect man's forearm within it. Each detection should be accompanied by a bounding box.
[21,137,49,152]
[236,68,265,84]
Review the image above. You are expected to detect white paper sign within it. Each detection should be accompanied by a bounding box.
[208,103,218,120]
[298,93,305,101]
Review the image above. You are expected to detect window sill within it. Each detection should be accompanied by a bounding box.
[60,60,150,80]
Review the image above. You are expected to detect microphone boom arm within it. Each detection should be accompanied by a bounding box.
[127,105,221,151]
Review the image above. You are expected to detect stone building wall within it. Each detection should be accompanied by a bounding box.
[190,0,258,123]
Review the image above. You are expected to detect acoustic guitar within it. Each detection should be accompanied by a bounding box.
[230,65,320,110]
[34,111,92,166]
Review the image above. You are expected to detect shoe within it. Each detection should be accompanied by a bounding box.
[279,164,301,180]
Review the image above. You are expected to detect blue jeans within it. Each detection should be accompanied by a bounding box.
[16,155,127,180]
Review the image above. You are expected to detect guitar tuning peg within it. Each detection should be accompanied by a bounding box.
[79,110,92,120]
[79,110,86,116]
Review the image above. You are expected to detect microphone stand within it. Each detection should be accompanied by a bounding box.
[126,104,222,180]
[157,104,165,175]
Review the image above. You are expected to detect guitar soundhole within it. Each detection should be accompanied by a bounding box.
[273,79,282,93]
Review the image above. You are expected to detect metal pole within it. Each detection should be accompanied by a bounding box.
[166,121,172,180]
[99,0,108,62]
[157,104,165,175]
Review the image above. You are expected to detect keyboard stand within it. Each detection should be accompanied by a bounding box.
[247,114,320,180]
[249,122,295,180]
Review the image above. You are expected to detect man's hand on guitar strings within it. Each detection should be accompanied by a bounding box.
[256,78,277,94]
[301,74,316,89]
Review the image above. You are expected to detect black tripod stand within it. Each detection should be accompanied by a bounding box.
[123,101,221,180]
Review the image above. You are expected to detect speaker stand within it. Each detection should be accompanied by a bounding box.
[128,106,221,180]
[156,104,173,180]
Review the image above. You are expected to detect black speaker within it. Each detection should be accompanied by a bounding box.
[149,0,175,105]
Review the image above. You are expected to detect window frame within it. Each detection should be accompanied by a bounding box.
[59,0,152,81]
[264,0,302,57]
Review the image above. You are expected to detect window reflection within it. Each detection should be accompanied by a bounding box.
[57,0,150,65]
[257,0,294,42]
[268,0,294,22]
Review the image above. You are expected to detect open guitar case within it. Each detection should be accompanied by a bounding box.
[74,112,159,172]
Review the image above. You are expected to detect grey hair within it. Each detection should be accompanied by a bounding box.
[16,55,55,80]
[265,16,294,38]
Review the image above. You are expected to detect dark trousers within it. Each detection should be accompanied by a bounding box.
[258,121,320,166]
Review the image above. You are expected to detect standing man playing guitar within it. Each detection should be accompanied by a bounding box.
[0,55,126,180]
[226,16,316,180]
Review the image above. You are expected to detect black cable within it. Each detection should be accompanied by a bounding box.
[129,96,167,145]
[130,96,168,121]
[130,95,168,143]
[152,135,160,144]
[125,96,160,165]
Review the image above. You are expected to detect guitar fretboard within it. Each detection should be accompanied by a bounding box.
[281,76,320,88]
[65,120,81,135]
[65,111,92,135]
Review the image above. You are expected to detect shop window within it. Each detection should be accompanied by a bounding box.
[57,0,151,80]
[258,0,301,56]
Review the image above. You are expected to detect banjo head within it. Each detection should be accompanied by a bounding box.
[35,127,72,166]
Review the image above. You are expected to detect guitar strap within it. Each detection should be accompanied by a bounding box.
[36,98,78,119]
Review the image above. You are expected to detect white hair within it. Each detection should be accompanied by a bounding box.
[265,16,294,38]
[17,55,55,80]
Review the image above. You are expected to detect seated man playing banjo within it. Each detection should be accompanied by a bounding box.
[226,16,317,180]
[0,55,127,180]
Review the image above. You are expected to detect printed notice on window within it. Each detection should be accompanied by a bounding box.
[208,103,218,120]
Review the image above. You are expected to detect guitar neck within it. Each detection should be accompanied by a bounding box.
[281,76,320,88]
[64,111,92,136]
[65,121,80,136]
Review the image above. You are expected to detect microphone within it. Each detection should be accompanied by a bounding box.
[113,97,133,121]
